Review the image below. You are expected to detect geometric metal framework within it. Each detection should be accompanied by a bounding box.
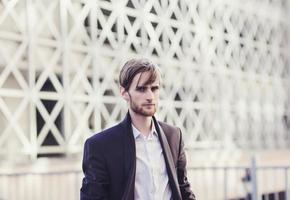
[0,0,289,160]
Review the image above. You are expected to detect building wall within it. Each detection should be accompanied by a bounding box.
[0,0,290,199]
[0,0,289,162]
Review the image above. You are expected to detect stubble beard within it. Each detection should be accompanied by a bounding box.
[130,101,156,117]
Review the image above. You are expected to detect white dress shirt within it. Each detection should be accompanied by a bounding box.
[132,123,172,200]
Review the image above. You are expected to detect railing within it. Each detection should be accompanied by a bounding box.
[188,159,290,200]
[0,170,83,200]
[0,162,289,200]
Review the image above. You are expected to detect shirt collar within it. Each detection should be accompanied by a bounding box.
[131,121,158,139]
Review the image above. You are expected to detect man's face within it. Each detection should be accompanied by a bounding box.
[122,71,160,117]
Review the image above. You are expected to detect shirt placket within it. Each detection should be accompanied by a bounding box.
[148,135,158,200]
[142,135,154,199]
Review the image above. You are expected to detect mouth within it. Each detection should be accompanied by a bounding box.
[143,104,155,106]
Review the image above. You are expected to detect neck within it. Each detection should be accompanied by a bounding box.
[129,110,152,135]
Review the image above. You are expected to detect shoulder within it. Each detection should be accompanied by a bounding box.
[157,121,183,162]
[158,121,182,142]
[85,123,124,147]
[158,121,181,135]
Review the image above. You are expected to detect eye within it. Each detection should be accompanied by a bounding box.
[151,86,159,92]
[136,86,146,92]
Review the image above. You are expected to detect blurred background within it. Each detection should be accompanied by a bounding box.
[0,0,289,199]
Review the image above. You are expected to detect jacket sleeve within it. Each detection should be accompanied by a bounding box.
[80,138,109,200]
[177,129,196,200]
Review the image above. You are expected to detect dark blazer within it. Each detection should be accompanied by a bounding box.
[80,113,195,200]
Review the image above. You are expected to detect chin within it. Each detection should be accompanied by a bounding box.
[137,110,154,117]
[143,110,156,116]
[131,106,156,116]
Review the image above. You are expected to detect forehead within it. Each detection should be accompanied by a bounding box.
[133,71,160,86]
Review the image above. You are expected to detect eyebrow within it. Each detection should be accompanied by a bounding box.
[135,85,159,90]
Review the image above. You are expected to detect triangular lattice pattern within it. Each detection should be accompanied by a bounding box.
[0,0,289,159]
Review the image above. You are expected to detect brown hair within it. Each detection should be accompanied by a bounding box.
[119,58,161,91]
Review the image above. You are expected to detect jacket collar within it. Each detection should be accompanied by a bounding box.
[153,117,182,199]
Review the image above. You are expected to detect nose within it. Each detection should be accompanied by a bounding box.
[145,89,154,102]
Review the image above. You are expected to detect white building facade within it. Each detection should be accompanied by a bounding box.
[0,0,289,199]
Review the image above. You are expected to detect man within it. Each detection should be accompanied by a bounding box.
[80,58,196,200]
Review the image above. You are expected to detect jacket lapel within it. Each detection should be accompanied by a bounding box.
[153,116,182,200]
[121,113,136,200]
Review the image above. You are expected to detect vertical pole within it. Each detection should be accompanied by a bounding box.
[224,167,228,200]
[60,0,69,154]
[285,168,289,200]
[251,156,258,200]
[26,0,38,160]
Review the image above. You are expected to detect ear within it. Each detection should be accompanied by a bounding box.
[120,86,130,101]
